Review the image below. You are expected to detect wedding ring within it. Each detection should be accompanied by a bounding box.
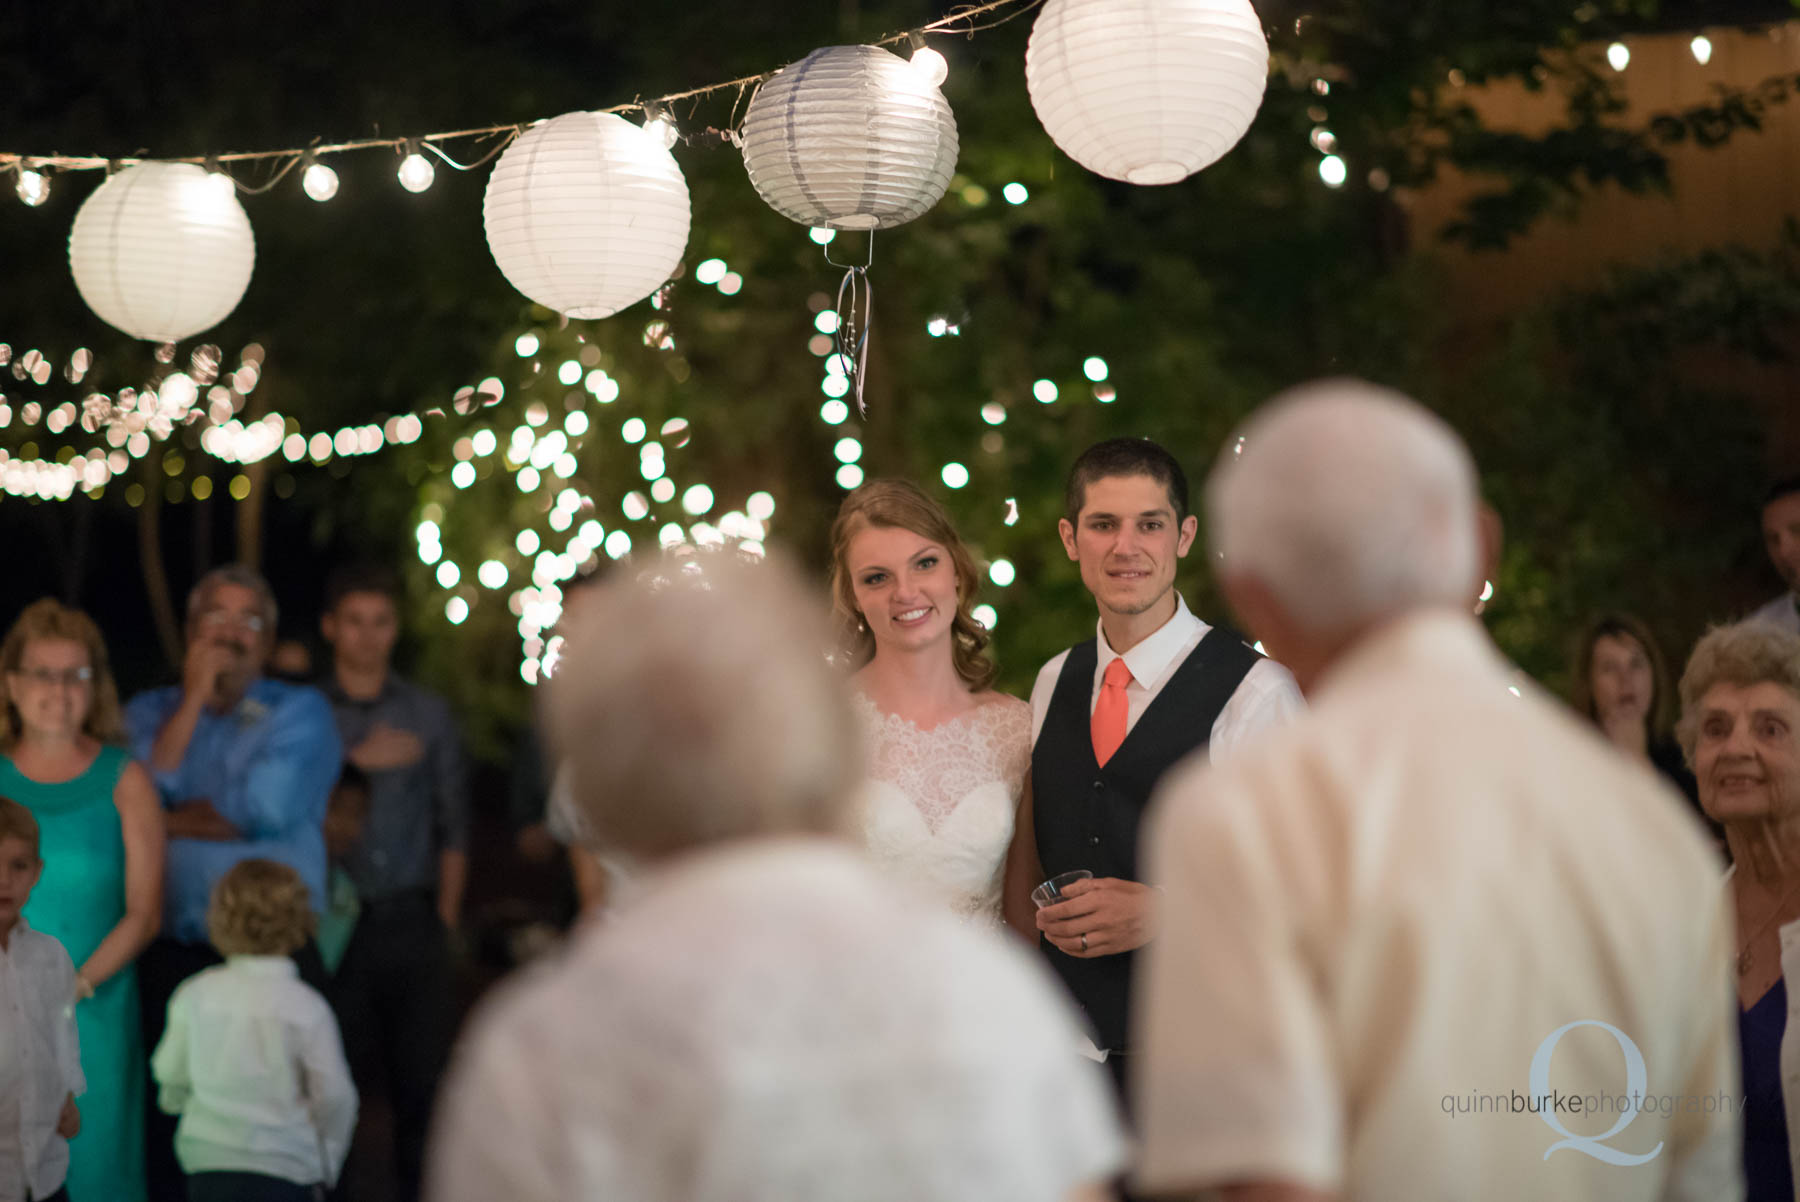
[1080,933,1088,953]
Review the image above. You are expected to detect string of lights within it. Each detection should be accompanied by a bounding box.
[0,0,1040,208]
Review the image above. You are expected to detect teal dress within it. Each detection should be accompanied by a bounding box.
[4,744,147,1202]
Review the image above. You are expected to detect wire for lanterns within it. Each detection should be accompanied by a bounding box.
[0,0,1035,186]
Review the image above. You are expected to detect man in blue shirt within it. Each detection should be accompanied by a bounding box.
[124,564,341,1202]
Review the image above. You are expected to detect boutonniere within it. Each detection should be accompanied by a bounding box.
[237,698,271,728]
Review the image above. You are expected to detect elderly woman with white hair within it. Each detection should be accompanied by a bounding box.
[1678,621,1800,1202]
[1133,380,1739,1202]
[425,553,1124,1202]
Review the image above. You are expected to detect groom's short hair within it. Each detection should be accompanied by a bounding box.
[1065,438,1190,525]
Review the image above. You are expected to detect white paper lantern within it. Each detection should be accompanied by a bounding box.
[741,44,958,230]
[1026,0,1269,185]
[484,111,691,319]
[68,162,256,342]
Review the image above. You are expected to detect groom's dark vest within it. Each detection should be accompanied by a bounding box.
[1032,629,1259,1052]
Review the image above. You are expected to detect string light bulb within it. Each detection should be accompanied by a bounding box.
[397,141,435,193]
[908,34,949,87]
[15,167,48,207]
[642,105,680,150]
[1691,35,1713,65]
[1606,42,1630,72]
[202,159,236,199]
[301,155,339,202]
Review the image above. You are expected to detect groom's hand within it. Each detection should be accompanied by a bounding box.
[1036,877,1159,957]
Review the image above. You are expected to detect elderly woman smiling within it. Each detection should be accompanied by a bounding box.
[1680,621,1800,1201]
[426,553,1123,1202]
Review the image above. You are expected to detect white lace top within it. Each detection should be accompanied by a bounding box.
[427,839,1126,1202]
[853,692,1032,923]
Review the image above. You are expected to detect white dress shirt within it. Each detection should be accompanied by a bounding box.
[1749,592,1800,635]
[151,956,357,1187]
[0,919,83,1202]
[428,838,1125,1202]
[1136,611,1741,1201]
[1029,593,1302,759]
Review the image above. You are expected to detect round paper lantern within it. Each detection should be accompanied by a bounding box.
[741,44,958,230]
[484,111,691,319]
[1026,0,1269,185]
[68,162,256,342]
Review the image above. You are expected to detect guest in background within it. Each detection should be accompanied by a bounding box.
[151,859,356,1202]
[1677,621,1800,1201]
[0,798,86,1202]
[1571,612,1722,845]
[318,564,467,1202]
[427,553,1123,1202]
[1137,380,1739,1201]
[315,764,370,978]
[502,727,581,949]
[532,560,618,916]
[2,599,162,1202]
[266,639,314,685]
[1751,476,1800,634]
[125,565,341,1202]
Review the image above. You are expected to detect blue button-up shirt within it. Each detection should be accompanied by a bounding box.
[125,678,342,943]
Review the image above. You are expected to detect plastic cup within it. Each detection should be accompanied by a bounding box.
[1031,869,1093,909]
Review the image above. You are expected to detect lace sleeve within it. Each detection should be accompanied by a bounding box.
[989,695,1033,800]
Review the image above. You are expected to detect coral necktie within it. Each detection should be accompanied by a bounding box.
[1091,657,1133,767]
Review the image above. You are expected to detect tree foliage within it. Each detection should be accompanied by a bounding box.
[0,1,1794,742]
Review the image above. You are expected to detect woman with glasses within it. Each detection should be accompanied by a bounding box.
[2,598,165,1202]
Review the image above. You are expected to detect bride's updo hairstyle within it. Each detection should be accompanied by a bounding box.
[829,479,997,692]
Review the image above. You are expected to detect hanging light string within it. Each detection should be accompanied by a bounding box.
[0,0,1039,185]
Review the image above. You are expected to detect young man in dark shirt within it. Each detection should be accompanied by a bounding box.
[320,565,468,1202]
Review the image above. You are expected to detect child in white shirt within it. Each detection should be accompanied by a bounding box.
[0,798,83,1202]
[151,859,357,1202]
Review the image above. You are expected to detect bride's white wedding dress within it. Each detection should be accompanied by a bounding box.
[854,692,1032,923]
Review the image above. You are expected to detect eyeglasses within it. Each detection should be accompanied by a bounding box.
[11,667,94,689]
[199,611,267,634]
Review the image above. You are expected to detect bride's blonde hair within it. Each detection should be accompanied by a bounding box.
[829,479,997,692]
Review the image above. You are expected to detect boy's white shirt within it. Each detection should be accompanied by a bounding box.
[0,917,84,1202]
[150,955,358,1187]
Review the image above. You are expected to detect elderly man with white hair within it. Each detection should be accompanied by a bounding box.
[1133,381,1741,1201]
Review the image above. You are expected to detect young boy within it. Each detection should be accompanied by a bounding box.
[150,859,357,1202]
[0,798,83,1202]
[315,765,370,977]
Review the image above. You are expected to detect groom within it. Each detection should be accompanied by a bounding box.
[1022,437,1301,1109]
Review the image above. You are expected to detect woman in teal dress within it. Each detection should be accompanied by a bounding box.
[2,599,164,1202]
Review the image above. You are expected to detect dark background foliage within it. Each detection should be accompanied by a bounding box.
[2,0,1796,751]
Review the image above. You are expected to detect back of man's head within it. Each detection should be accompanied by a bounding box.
[1207,378,1480,636]
[547,550,858,862]
[1764,475,1800,514]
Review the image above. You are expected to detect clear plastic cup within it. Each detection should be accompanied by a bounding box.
[1031,869,1093,909]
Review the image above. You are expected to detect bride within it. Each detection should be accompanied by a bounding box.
[830,480,1031,928]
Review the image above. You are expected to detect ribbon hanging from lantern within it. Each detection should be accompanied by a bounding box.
[740,43,959,412]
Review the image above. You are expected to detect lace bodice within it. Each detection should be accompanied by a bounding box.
[853,692,1031,922]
